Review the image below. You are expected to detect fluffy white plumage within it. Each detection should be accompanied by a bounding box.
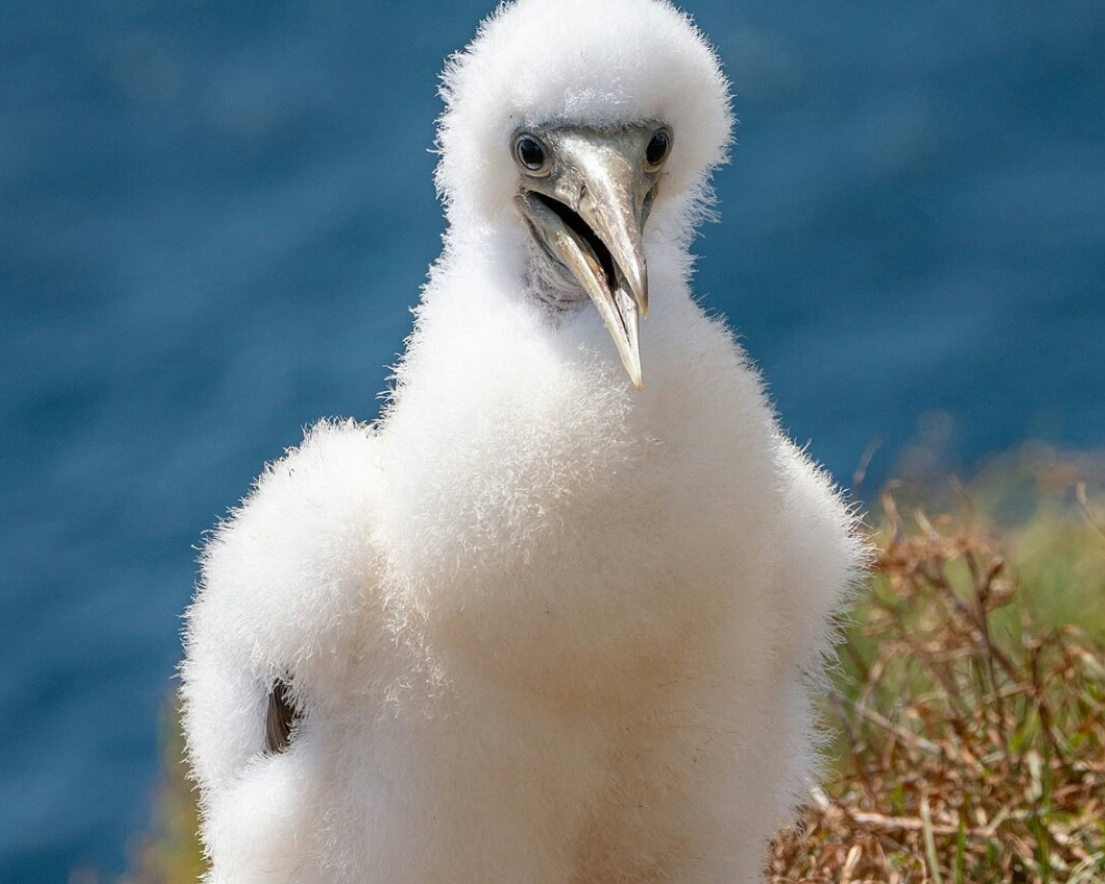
[181,1,867,882]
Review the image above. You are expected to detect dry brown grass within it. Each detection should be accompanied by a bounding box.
[770,485,1105,884]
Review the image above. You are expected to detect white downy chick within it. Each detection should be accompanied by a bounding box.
[181,1,868,881]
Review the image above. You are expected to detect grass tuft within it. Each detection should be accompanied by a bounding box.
[770,457,1105,884]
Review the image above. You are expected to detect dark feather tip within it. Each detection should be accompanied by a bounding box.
[265,678,300,755]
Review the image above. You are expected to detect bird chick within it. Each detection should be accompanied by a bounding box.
[181,1,867,882]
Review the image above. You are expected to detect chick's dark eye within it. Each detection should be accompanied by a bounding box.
[515,136,547,172]
[646,130,671,168]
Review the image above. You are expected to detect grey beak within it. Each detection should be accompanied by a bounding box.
[515,128,656,390]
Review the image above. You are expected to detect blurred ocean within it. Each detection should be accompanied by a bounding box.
[2,0,1102,878]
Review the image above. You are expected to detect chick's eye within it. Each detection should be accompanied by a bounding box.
[514,135,549,174]
[645,129,672,169]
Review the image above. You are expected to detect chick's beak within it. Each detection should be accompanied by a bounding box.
[515,127,657,390]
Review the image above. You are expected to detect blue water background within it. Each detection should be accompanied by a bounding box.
[2,0,1103,878]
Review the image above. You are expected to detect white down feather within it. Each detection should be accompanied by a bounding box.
[181,1,868,882]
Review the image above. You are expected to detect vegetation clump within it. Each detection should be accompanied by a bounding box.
[771,458,1105,884]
